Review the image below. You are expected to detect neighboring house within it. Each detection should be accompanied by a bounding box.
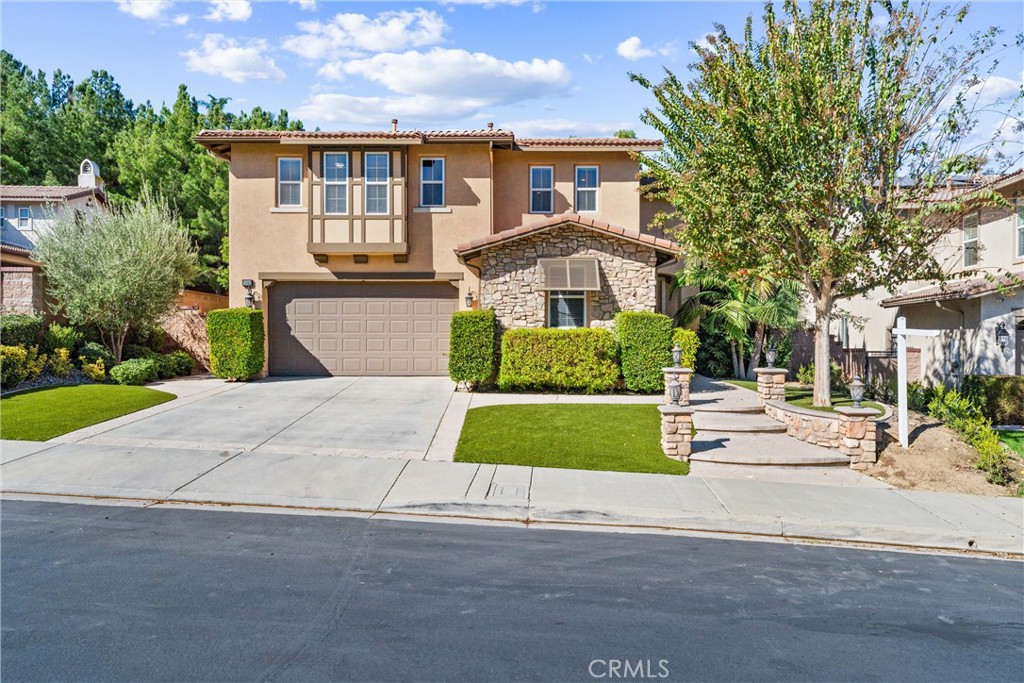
[194,126,680,376]
[0,160,107,315]
[824,170,1024,384]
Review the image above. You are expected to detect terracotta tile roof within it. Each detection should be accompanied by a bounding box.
[515,137,662,150]
[193,129,659,149]
[454,213,679,257]
[880,274,1020,308]
[0,185,98,202]
[901,168,1024,204]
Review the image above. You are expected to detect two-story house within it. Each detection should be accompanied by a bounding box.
[195,125,680,377]
[0,160,106,315]
[827,170,1024,383]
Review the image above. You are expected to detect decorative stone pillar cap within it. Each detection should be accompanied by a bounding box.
[753,367,788,376]
[658,404,695,416]
[834,406,880,417]
[661,367,694,375]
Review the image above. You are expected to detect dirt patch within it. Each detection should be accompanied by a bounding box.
[867,411,1016,497]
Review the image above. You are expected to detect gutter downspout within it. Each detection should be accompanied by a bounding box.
[935,301,966,387]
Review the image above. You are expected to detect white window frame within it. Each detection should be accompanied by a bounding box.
[1016,199,1024,259]
[530,165,554,214]
[575,165,599,213]
[365,152,390,215]
[420,157,445,208]
[962,210,979,268]
[547,290,587,329]
[277,157,303,207]
[17,207,30,229]
[323,152,349,215]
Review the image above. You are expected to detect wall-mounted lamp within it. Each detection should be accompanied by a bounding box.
[995,322,1010,350]
[464,291,475,309]
[242,278,255,308]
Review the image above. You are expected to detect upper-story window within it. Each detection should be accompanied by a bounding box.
[575,166,598,213]
[365,152,390,215]
[1016,199,1024,259]
[323,152,349,215]
[962,210,979,267]
[0,207,5,225]
[18,207,30,229]
[278,157,302,207]
[420,158,445,207]
[530,166,553,214]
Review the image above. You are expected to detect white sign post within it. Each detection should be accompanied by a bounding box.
[892,316,940,448]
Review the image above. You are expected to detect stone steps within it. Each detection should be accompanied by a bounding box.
[693,413,788,434]
[689,434,850,466]
[691,403,765,414]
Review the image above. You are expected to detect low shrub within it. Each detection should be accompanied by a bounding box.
[48,348,73,378]
[168,350,195,376]
[498,328,619,393]
[207,308,264,381]
[616,312,672,393]
[448,310,497,387]
[79,341,116,368]
[907,381,934,412]
[0,314,42,347]
[1,345,29,388]
[122,344,156,361]
[24,345,46,381]
[109,357,159,386]
[127,324,166,353]
[963,375,1024,426]
[44,323,82,355]
[154,354,178,380]
[80,358,106,381]
[672,328,700,370]
[796,361,846,392]
[927,386,1013,485]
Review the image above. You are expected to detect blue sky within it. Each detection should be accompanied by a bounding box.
[1,0,1021,148]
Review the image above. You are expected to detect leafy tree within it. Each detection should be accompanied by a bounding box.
[613,129,637,138]
[33,191,199,362]
[633,0,1022,405]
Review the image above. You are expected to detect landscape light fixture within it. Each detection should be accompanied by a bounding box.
[765,344,778,368]
[242,278,255,308]
[848,375,865,409]
[668,376,682,406]
[995,322,1010,350]
[671,343,682,368]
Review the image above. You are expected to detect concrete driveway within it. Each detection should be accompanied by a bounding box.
[64,376,460,460]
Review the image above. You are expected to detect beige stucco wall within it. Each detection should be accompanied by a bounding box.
[478,224,659,330]
[491,150,645,233]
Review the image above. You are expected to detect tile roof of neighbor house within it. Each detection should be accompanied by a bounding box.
[910,167,1024,203]
[880,274,1021,308]
[0,185,100,202]
[454,213,679,258]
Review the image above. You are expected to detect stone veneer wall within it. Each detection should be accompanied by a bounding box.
[479,225,659,330]
[764,400,885,469]
[764,401,843,449]
[0,268,44,315]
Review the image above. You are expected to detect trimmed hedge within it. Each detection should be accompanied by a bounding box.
[963,375,1024,426]
[207,308,265,381]
[498,328,619,393]
[0,314,42,347]
[448,310,497,386]
[615,312,673,393]
[109,357,159,386]
[672,328,700,370]
[1,345,29,389]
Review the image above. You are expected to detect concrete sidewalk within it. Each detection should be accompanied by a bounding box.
[2,439,1021,556]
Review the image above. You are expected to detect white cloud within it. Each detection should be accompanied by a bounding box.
[283,9,447,60]
[500,118,634,137]
[205,1,252,23]
[442,0,543,11]
[289,0,318,10]
[297,49,572,126]
[182,34,284,83]
[116,1,173,21]
[967,74,1022,106]
[690,32,715,55]
[616,35,676,61]
[582,53,601,64]
[172,14,190,25]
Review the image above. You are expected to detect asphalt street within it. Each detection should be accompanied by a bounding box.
[2,501,1022,682]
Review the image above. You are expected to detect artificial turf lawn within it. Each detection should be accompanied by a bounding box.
[454,403,689,475]
[996,431,1024,458]
[725,379,884,413]
[0,384,175,441]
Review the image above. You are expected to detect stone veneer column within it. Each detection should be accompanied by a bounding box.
[658,404,694,461]
[662,367,693,406]
[753,368,787,405]
[835,407,881,470]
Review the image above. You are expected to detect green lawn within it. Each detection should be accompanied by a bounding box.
[725,379,883,413]
[997,431,1024,458]
[0,384,175,441]
[455,404,689,475]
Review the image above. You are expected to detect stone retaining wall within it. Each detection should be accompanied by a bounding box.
[764,400,885,469]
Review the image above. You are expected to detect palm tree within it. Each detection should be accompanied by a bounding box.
[671,267,801,379]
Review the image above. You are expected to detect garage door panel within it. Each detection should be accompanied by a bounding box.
[269,281,457,376]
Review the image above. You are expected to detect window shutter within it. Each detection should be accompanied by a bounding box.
[539,258,600,290]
